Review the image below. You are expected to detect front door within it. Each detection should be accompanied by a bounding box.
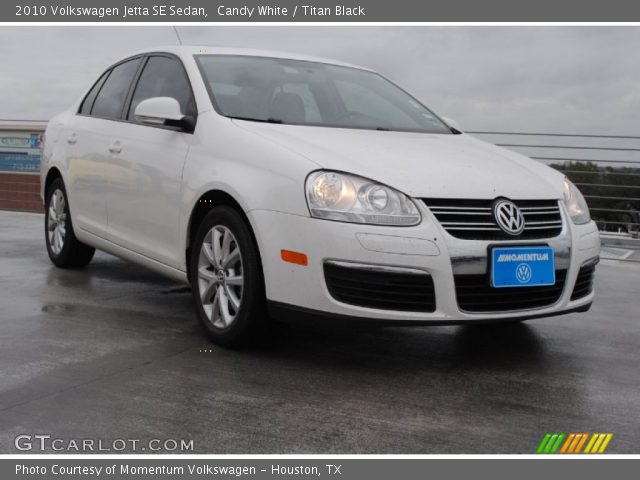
[104,55,197,269]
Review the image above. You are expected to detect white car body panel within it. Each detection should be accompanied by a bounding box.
[102,120,190,268]
[249,207,599,320]
[40,46,600,324]
[233,122,565,200]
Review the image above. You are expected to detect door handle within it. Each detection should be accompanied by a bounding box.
[108,141,122,154]
[67,133,77,145]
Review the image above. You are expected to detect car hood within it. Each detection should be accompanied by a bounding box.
[233,121,565,200]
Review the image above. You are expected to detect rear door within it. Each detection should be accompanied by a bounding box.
[104,54,196,269]
[67,57,142,237]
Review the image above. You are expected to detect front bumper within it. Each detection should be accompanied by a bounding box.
[248,202,600,324]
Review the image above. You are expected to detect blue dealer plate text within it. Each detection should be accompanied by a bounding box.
[491,246,555,288]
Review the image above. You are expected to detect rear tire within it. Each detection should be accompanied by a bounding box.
[190,206,267,347]
[44,177,95,268]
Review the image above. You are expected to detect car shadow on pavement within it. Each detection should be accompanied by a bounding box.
[252,320,549,373]
[40,253,550,374]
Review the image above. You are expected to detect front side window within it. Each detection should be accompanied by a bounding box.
[195,55,451,134]
[127,56,196,121]
[91,58,141,120]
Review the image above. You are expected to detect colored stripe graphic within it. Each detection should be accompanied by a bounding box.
[537,433,565,453]
[538,433,613,454]
[584,433,599,453]
[574,433,589,453]
[545,434,558,453]
[550,433,565,453]
[597,434,613,453]
[537,433,552,453]
[585,433,614,453]
[560,433,576,453]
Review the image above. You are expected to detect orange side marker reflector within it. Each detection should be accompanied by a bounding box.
[281,250,308,266]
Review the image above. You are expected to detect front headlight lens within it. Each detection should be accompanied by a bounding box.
[563,178,591,225]
[306,171,421,226]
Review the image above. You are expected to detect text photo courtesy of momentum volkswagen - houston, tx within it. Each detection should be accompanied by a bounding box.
[1,1,640,478]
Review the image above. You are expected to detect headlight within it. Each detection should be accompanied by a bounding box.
[305,171,421,226]
[563,178,591,225]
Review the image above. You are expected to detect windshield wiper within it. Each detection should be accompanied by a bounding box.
[229,116,285,124]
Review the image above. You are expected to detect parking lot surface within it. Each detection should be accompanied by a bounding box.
[0,210,639,454]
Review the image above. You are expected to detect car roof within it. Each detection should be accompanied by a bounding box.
[127,45,371,71]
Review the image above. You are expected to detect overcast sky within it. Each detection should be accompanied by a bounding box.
[1,26,639,136]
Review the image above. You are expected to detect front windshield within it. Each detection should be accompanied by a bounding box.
[195,55,452,134]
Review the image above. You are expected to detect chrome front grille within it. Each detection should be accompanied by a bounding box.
[422,199,563,240]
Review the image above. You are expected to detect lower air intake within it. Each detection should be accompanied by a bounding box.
[454,270,567,312]
[324,262,436,312]
[571,263,596,300]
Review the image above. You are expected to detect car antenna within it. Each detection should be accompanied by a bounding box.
[172,26,183,45]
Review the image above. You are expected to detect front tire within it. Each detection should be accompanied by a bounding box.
[45,178,95,268]
[190,206,267,347]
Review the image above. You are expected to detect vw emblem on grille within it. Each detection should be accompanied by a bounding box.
[515,263,533,283]
[493,199,525,235]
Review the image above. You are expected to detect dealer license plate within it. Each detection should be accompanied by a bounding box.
[491,246,555,288]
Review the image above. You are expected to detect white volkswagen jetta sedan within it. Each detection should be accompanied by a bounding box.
[41,46,600,346]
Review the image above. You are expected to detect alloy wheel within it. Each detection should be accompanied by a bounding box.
[197,225,244,328]
[47,189,67,255]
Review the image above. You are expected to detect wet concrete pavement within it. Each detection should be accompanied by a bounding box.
[1,210,639,454]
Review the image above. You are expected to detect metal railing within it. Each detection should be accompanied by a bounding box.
[468,131,640,262]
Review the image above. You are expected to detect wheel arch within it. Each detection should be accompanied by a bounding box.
[185,189,264,283]
[43,167,63,199]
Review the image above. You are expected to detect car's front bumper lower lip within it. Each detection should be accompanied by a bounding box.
[267,300,593,328]
[248,205,600,324]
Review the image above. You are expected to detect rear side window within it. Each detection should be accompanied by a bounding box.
[79,71,109,115]
[127,56,196,121]
[91,58,141,120]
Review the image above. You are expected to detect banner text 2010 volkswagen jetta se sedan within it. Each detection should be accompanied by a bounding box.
[40,46,600,346]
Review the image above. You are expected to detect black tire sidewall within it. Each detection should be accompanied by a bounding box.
[190,206,265,346]
[45,179,74,266]
[44,178,94,268]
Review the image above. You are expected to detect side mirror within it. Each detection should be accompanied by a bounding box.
[134,97,195,132]
[442,116,462,133]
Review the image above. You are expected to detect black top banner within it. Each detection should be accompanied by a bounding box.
[6,0,640,22]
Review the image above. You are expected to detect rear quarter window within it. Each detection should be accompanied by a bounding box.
[79,71,110,116]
